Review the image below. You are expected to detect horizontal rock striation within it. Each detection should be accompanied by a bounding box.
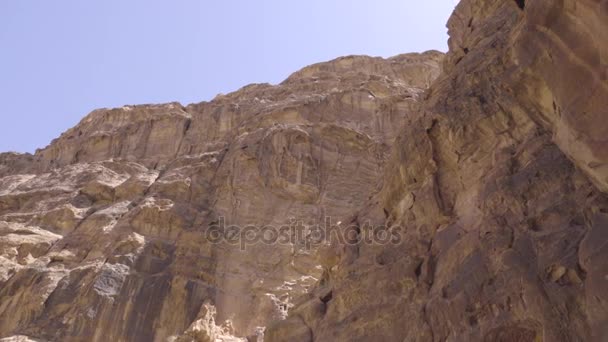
[2,0,608,340]
[0,53,443,341]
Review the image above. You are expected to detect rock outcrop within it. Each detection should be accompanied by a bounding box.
[0,53,442,341]
[267,0,608,341]
[1,0,608,341]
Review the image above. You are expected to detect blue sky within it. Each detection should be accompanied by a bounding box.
[0,0,457,153]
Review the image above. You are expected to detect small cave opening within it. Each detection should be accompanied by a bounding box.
[320,290,333,304]
[513,0,525,10]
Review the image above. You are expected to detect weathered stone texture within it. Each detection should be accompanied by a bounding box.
[2,0,608,340]
[0,53,442,341]
[269,0,608,341]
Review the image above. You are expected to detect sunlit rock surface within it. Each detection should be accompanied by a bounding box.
[0,53,442,341]
[2,0,608,340]
[268,0,608,341]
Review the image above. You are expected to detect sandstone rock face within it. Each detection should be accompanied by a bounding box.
[513,0,608,193]
[267,0,608,341]
[0,53,442,341]
[2,0,608,340]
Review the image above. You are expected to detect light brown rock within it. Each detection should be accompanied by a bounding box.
[2,1,608,340]
[0,53,443,341]
[271,0,608,341]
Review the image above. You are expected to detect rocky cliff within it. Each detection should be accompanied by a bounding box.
[0,52,442,341]
[266,0,608,341]
[1,0,607,341]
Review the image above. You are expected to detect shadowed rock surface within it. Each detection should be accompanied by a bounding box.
[1,0,608,341]
[267,0,608,341]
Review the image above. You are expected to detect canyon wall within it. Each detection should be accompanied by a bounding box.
[0,53,442,341]
[1,0,607,341]
[266,0,608,341]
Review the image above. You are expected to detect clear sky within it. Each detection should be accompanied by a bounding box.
[0,0,457,153]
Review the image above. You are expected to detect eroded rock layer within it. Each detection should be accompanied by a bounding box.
[267,0,608,341]
[0,53,442,341]
[2,0,608,341]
